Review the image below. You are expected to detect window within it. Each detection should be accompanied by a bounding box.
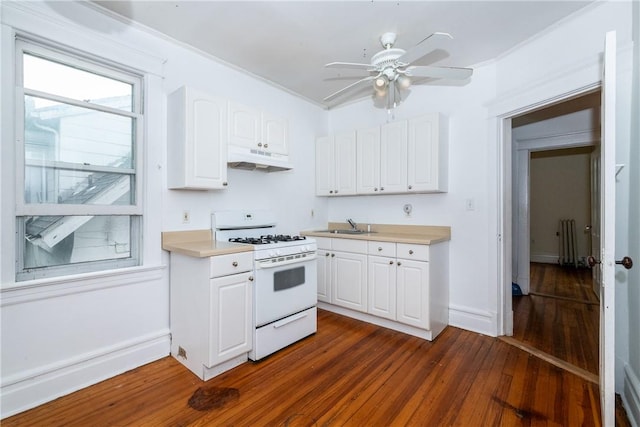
[15,39,143,281]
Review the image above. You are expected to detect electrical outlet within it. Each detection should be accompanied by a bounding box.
[182,211,190,223]
[465,198,475,211]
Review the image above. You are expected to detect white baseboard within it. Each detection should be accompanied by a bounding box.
[448,304,498,337]
[1,330,170,419]
[624,364,640,427]
[530,254,559,264]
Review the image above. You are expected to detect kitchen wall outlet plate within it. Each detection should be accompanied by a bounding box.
[182,211,190,223]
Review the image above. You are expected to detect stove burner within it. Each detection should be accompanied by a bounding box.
[228,235,307,245]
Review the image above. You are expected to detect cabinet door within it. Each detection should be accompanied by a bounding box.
[332,251,367,312]
[396,259,429,329]
[356,126,381,194]
[315,135,335,196]
[368,255,397,320]
[380,121,408,193]
[207,272,253,367]
[408,113,446,192]
[261,112,288,155]
[334,131,357,195]
[317,250,332,303]
[228,101,260,149]
[167,86,228,190]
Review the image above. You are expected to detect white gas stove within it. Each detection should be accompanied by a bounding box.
[212,211,317,361]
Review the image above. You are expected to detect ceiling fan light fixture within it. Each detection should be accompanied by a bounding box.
[396,74,411,89]
[373,75,389,93]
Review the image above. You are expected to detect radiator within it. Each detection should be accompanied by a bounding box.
[559,219,578,267]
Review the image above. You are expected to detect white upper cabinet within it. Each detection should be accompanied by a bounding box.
[167,86,228,190]
[332,113,447,197]
[315,131,357,196]
[380,120,408,193]
[408,113,447,192]
[356,126,381,194]
[261,112,288,155]
[228,101,288,156]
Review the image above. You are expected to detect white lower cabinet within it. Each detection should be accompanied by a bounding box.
[315,237,367,312]
[318,237,449,340]
[396,258,429,329]
[170,251,253,380]
[332,251,368,312]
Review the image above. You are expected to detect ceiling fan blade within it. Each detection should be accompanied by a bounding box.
[405,65,473,80]
[396,32,453,66]
[325,62,376,71]
[323,75,377,102]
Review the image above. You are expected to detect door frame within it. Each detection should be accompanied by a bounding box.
[496,82,600,337]
[512,113,600,296]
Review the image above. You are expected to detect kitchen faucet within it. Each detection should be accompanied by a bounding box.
[347,218,358,231]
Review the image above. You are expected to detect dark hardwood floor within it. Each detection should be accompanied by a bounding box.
[5,309,608,426]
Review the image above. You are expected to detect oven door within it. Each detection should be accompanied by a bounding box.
[254,253,317,327]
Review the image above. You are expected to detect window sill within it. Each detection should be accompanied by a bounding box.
[1,264,167,303]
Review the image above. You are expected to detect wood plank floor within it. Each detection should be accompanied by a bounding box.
[512,263,599,376]
[4,309,606,426]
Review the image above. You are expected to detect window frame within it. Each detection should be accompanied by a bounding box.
[15,38,145,281]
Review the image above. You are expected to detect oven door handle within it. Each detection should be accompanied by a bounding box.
[256,253,317,269]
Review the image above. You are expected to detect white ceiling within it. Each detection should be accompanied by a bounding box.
[91,1,593,109]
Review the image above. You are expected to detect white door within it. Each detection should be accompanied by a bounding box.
[315,135,334,196]
[367,255,397,320]
[261,112,288,155]
[332,251,367,312]
[598,30,616,427]
[356,126,381,194]
[590,147,602,297]
[334,131,357,195]
[207,272,253,367]
[380,120,408,193]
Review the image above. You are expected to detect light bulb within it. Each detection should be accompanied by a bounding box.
[397,75,411,89]
[373,75,388,93]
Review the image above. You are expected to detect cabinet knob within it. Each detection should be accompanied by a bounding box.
[264,143,269,148]
[409,250,414,255]
[380,187,384,191]
[325,252,330,257]
[374,188,378,191]
[397,261,402,266]
[232,261,238,267]
[257,142,263,147]
[331,253,335,257]
[335,190,339,194]
[222,182,228,186]
[248,276,254,282]
[389,260,394,265]
[408,185,413,190]
[378,247,383,251]
[329,190,334,194]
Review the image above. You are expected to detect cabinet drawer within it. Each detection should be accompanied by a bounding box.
[332,238,367,253]
[315,236,332,250]
[368,241,396,257]
[396,243,429,261]
[210,252,254,278]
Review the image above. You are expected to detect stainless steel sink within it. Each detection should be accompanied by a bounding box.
[316,229,374,234]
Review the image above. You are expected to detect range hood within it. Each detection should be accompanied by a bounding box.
[227,145,292,172]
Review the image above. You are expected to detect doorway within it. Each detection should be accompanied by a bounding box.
[509,91,601,379]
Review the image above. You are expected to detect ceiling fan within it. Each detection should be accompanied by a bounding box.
[324,32,473,109]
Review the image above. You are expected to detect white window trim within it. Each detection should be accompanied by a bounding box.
[14,37,145,282]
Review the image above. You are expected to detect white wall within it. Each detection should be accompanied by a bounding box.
[624,1,640,424]
[529,148,592,264]
[0,0,327,418]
